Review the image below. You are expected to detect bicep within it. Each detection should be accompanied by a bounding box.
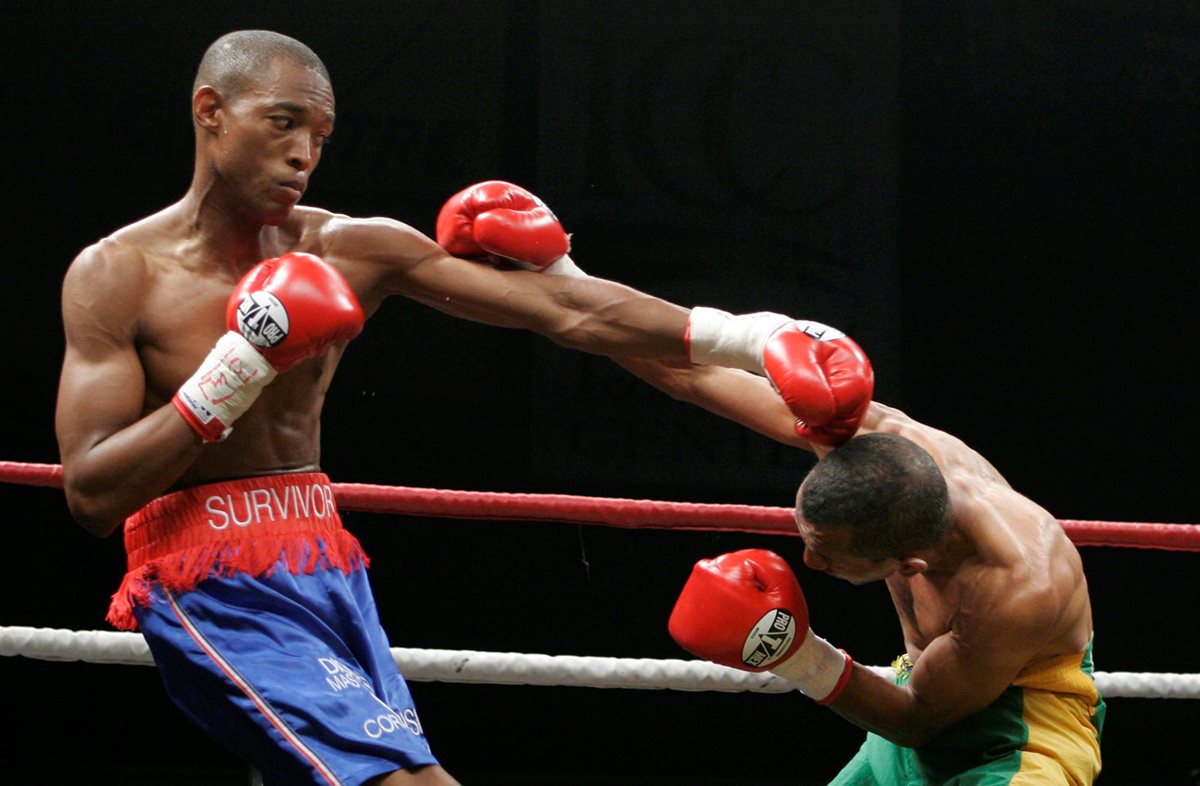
[904,635,1022,730]
[55,265,147,466]
[905,604,1051,733]
[55,333,146,464]
[328,216,565,330]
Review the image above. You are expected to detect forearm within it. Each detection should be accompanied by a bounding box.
[612,356,814,449]
[545,276,691,360]
[823,664,943,748]
[411,263,693,360]
[62,405,204,537]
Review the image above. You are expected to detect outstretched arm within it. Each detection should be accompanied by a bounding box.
[325,214,692,361]
[326,181,872,444]
[611,357,819,451]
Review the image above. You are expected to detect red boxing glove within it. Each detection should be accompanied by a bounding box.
[686,308,873,446]
[173,253,364,442]
[669,549,853,703]
[669,549,810,672]
[436,180,580,274]
[227,252,364,372]
[764,321,874,446]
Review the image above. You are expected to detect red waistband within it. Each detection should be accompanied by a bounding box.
[108,472,367,631]
[123,472,343,570]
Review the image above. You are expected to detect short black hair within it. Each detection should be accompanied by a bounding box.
[194,30,329,97]
[799,433,950,561]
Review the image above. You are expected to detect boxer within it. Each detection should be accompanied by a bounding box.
[621,356,1105,783]
[55,30,873,786]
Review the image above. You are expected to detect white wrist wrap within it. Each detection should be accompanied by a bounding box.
[173,332,277,442]
[771,628,852,703]
[686,307,791,374]
[512,253,589,278]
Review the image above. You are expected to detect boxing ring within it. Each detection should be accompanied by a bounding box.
[3,459,1199,701]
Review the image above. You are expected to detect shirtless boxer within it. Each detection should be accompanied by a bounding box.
[616,348,1104,784]
[54,31,871,786]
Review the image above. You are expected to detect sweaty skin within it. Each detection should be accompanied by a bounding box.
[614,358,1094,747]
[809,403,1092,746]
[56,57,689,540]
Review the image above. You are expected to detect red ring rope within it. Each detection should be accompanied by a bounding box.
[4,460,1197,551]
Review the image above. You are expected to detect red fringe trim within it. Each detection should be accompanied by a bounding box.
[106,529,368,631]
[105,473,367,631]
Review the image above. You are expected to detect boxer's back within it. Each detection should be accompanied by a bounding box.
[866,403,1094,662]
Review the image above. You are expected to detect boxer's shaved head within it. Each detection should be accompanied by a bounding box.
[194,30,329,97]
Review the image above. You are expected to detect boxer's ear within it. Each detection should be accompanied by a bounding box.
[193,85,222,135]
[897,556,928,577]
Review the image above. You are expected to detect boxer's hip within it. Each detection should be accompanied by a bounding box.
[107,472,368,630]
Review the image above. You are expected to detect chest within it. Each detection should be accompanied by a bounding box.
[136,268,236,397]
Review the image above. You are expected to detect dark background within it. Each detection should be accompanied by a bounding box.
[3,2,1198,784]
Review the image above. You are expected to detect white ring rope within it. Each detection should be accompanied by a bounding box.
[3,625,1197,699]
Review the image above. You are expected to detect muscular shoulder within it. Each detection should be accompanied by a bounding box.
[303,210,438,267]
[66,237,146,285]
[952,555,1069,653]
[857,402,958,450]
[64,203,189,303]
[298,210,445,310]
[62,238,153,341]
[860,402,1011,489]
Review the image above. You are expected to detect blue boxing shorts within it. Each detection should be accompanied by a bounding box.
[111,473,441,786]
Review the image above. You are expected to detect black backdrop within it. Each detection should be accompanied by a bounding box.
[3,2,1197,784]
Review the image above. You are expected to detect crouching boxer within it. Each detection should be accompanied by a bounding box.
[633,352,1105,783]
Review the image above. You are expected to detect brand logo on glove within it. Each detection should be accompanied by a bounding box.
[794,320,845,342]
[741,608,796,668]
[236,292,290,348]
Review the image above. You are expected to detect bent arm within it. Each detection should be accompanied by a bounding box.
[823,575,1058,747]
[327,216,692,361]
[55,250,203,536]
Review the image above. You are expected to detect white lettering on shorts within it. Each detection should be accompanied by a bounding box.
[319,657,373,692]
[316,656,425,741]
[205,495,230,530]
[205,482,338,530]
[363,709,424,739]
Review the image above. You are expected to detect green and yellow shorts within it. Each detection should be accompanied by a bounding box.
[829,640,1105,785]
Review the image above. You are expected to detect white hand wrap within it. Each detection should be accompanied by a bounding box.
[686,306,791,373]
[173,332,278,442]
[771,628,853,704]
[510,253,589,278]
